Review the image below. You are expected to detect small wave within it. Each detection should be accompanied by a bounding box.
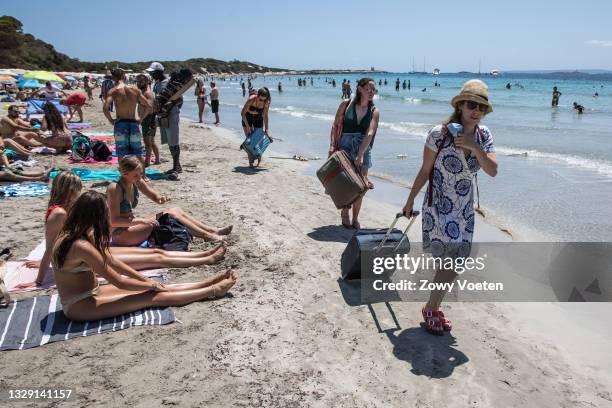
[497,146,612,178]
[220,101,241,108]
[378,121,430,138]
[403,97,422,104]
[270,106,335,121]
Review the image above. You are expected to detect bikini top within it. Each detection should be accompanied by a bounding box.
[51,256,91,275]
[116,179,139,213]
[246,100,266,117]
[45,204,63,222]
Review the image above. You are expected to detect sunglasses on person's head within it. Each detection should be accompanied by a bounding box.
[465,100,488,113]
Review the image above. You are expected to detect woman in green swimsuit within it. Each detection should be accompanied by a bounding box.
[329,77,380,229]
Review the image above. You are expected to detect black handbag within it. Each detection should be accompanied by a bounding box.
[149,213,192,251]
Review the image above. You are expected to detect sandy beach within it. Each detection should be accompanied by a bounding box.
[1,100,611,408]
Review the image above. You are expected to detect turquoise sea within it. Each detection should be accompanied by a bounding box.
[181,73,612,242]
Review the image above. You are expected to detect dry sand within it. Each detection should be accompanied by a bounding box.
[1,100,610,407]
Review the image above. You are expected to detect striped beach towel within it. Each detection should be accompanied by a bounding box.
[0,294,175,351]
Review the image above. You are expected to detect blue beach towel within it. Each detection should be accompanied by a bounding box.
[0,293,176,351]
[26,98,68,116]
[50,168,164,182]
[0,182,49,199]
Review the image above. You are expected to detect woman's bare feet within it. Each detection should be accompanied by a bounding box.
[203,242,227,264]
[217,225,233,235]
[204,233,225,243]
[210,271,237,298]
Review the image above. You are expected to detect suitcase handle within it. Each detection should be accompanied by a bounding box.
[375,210,420,253]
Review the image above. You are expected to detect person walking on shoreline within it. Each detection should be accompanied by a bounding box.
[329,77,380,229]
[240,87,271,168]
[551,86,562,107]
[103,69,151,166]
[210,82,220,125]
[136,74,160,168]
[402,79,498,336]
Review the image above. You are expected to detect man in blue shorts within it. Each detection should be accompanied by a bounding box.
[103,69,151,165]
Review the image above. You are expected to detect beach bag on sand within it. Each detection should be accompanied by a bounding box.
[316,150,367,209]
[71,134,92,161]
[149,213,193,251]
[341,212,419,280]
[242,128,271,159]
[91,141,112,161]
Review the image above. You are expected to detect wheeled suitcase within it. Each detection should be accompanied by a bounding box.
[316,150,367,209]
[341,211,420,280]
[243,128,271,158]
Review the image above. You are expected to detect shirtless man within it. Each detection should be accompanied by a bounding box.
[210,82,220,125]
[103,69,151,163]
[136,74,160,167]
[0,105,42,148]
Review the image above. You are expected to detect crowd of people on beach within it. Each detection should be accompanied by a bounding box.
[0,64,604,336]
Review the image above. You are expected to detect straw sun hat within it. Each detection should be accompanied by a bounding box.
[451,79,493,114]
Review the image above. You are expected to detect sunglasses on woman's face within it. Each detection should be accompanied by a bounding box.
[465,100,488,113]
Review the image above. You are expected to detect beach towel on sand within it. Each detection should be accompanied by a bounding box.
[66,122,92,130]
[0,291,175,351]
[26,99,68,116]
[50,168,163,181]
[0,182,49,199]
[5,240,164,294]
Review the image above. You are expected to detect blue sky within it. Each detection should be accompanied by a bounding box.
[5,0,612,72]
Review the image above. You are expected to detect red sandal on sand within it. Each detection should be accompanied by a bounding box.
[422,307,452,335]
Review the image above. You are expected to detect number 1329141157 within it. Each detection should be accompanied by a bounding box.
[6,389,73,400]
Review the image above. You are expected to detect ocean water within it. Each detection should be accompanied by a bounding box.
[180,73,612,242]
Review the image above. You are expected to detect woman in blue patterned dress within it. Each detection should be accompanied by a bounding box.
[402,80,498,335]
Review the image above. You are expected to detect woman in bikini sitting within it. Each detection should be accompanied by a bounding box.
[16,171,227,289]
[28,102,73,153]
[240,87,271,168]
[52,190,236,321]
[107,156,233,247]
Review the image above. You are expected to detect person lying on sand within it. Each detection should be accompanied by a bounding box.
[0,105,44,148]
[0,139,49,182]
[51,190,236,321]
[106,156,233,247]
[15,171,227,289]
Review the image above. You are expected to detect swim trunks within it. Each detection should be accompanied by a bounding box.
[141,114,156,139]
[211,99,219,113]
[114,118,143,157]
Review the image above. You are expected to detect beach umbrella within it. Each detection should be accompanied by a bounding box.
[64,75,77,81]
[16,79,41,89]
[23,71,65,83]
[0,69,18,76]
[0,76,16,82]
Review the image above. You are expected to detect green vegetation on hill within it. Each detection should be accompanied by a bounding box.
[0,16,284,74]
